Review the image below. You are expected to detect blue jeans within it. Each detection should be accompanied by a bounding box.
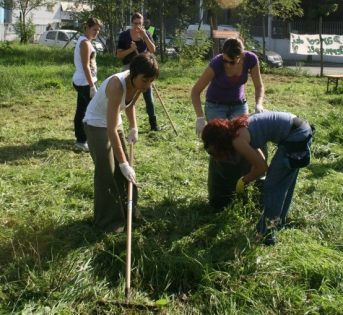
[205,101,250,209]
[256,122,313,234]
[205,101,248,121]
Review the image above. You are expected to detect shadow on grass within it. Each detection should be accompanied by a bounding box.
[0,217,104,268]
[0,138,84,163]
[0,196,258,302]
[91,197,259,297]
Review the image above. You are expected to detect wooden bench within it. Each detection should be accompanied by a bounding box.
[212,30,240,39]
[325,74,343,93]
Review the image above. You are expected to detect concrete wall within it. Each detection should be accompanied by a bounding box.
[0,7,4,24]
[0,24,17,41]
[254,36,343,64]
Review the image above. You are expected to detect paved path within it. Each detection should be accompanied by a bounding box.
[287,66,343,76]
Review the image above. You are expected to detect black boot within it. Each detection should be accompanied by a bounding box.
[149,116,160,131]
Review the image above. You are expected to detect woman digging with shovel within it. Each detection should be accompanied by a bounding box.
[83,53,159,233]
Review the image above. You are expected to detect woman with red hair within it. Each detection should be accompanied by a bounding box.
[202,112,314,245]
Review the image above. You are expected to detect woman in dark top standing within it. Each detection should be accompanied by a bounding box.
[116,12,159,131]
[191,38,265,209]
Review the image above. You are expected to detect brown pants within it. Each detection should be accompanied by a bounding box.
[84,123,138,232]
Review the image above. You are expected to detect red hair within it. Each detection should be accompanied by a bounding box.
[202,115,248,157]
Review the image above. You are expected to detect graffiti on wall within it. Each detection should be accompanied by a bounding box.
[290,33,343,56]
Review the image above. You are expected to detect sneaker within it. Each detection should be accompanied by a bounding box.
[74,142,89,152]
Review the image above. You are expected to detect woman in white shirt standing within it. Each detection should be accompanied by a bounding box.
[72,17,102,151]
[83,53,159,233]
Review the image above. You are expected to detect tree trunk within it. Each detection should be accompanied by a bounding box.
[159,0,165,62]
[319,15,324,77]
[209,8,218,57]
[262,15,266,57]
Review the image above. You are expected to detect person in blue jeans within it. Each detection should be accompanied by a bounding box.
[116,12,159,131]
[191,37,265,208]
[201,112,314,245]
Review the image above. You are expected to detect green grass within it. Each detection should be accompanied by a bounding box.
[0,42,342,314]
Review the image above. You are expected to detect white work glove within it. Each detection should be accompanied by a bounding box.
[255,103,264,113]
[119,162,136,183]
[196,117,206,138]
[90,86,97,98]
[127,128,138,144]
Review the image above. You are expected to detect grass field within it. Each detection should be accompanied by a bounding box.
[0,43,343,314]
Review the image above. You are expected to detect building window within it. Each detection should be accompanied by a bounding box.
[4,9,13,23]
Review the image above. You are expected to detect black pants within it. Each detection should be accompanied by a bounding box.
[73,83,91,143]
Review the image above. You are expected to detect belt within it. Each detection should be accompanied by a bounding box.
[206,99,247,106]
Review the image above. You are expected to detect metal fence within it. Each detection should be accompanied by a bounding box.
[249,19,343,39]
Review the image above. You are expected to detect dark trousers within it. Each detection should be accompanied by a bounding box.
[208,156,250,209]
[84,123,139,232]
[73,83,91,143]
[143,88,156,118]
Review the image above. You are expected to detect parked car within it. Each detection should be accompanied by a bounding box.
[252,49,283,67]
[38,30,104,52]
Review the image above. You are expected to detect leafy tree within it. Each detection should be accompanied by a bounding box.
[13,16,35,43]
[78,0,130,54]
[0,0,55,43]
[304,1,339,76]
[143,0,196,61]
[240,0,303,56]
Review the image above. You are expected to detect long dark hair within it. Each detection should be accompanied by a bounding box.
[131,12,143,22]
[130,53,159,80]
[202,115,248,157]
[222,38,244,58]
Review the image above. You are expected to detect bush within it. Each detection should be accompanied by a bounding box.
[172,31,213,66]
[13,17,36,44]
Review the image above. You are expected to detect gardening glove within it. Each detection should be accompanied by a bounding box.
[196,117,206,138]
[127,128,138,144]
[119,162,136,183]
[90,86,97,98]
[254,103,264,113]
[236,177,246,193]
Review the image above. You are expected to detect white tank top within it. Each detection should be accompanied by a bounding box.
[72,35,97,86]
[83,70,133,128]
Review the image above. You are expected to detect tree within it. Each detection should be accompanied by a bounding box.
[240,0,303,56]
[0,0,55,43]
[79,0,131,54]
[143,0,196,61]
[201,0,245,55]
[305,1,339,76]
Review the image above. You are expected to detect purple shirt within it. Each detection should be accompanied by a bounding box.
[117,29,153,65]
[206,51,258,103]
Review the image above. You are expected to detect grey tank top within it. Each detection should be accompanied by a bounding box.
[248,112,295,149]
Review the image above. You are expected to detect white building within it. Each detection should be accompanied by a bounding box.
[0,1,90,42]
